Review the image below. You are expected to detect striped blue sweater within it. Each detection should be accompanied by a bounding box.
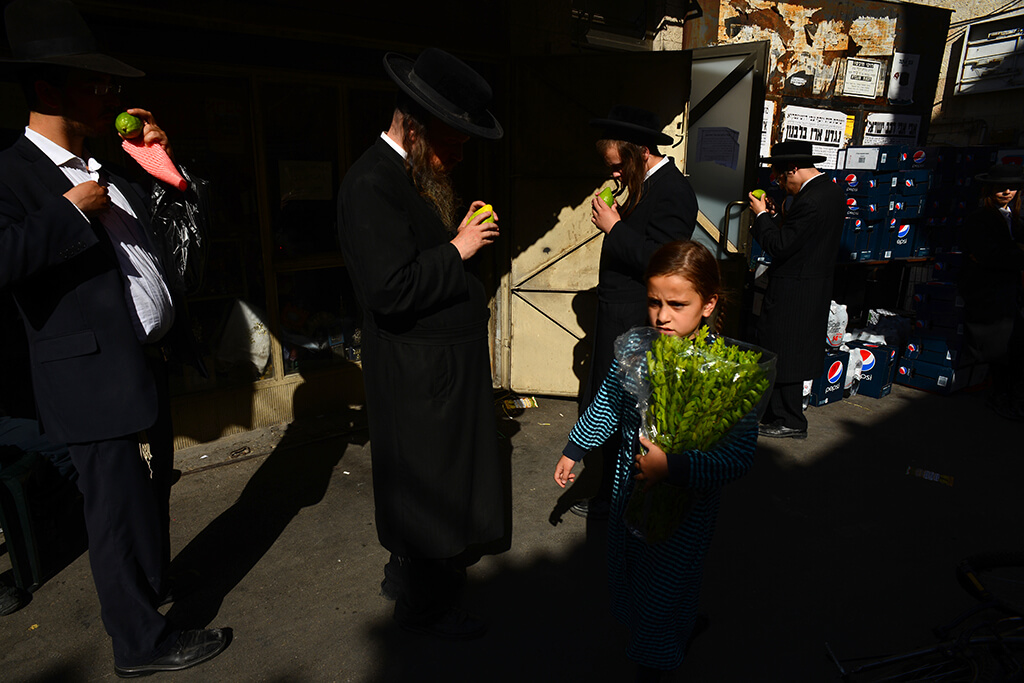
[563,352,757,670]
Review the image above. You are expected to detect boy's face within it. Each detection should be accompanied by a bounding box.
[647,274,717,339]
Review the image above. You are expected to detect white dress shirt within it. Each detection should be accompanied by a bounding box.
[25,127,175,344]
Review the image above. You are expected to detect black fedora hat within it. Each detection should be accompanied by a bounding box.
[590,105,673,149]
[760,140,826,166]
[384,48,502,140]
[2,0,143,77]
[974,163,1024,188]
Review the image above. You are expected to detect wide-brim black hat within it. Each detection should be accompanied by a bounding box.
[2,0,144,77]
[975,163,1024,188]
[590,105,673,149]
[760,140,826,165]
[384,48,502,140]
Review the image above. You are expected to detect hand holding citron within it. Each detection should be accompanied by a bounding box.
[469,204,495,224]
[115,112,143,139]
[751,189,766,200]
[599,187,615,207]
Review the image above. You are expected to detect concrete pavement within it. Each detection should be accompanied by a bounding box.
[1,383,1021,682]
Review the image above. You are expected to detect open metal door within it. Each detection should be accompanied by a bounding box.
[503,52,690,397]
[685,42,769,258]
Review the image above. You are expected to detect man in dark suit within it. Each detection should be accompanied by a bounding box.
[748,140,844,439]
[572,105,698,519]
[0,0,228,676]
[337,48,505,640]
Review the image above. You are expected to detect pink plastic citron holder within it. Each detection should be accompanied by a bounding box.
[122,138,187,191]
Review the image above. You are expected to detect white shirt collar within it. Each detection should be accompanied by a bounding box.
[645,156,670,181]
[380,131,407,160]
[800,171,823,192]
[24,126,102,173]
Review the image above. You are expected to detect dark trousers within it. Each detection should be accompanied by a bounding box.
[390,555,465,624]
[66,357,178,666]
[765,381,807,431]
[580,299,647,503]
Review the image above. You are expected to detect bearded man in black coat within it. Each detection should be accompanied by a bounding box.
[336,48,505,640]
[748,141,845,439]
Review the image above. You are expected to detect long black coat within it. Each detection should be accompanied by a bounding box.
[960,205,1024,324]
[582,160,697,410]
[337,137,505,559]
[752,173,845,383]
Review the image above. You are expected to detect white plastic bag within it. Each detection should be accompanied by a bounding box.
[827,301,848,348]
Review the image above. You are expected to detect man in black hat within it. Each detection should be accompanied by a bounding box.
[748,140,844,439]
[572,105,697,519]
[337,47,506,640]
[0,0,229,676]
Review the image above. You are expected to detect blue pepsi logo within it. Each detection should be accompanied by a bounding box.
[867,203,877,213]
[905,179,915,188]
[898,224,911,238]
[845,174,858,188]
[847,197,858,208]
[898,365,909,376]
[913,150,926,164]
[908,343,918,353]
[867,179,878,188]
[890,218,897,228]
[854,219,862,228]
[858,349,875,372]
[827,360,844,384]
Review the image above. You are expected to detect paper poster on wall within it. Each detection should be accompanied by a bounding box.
[843,58,884,98]
[760,100,775,160]
[862,113,921,146]
[781,105,848,169]
[887,52,918,105]
[697,127,740,170]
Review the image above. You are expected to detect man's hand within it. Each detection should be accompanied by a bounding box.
[126,107,174,161]
[592,194,620,234]
[748,191,776,216]
[65,181,110,215]
[634,435,669,491]
[451,200,500,260]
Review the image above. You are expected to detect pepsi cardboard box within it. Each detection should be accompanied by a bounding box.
[903,333,964,367]
[870,220,895,261]
[957,146,998,175]
[890,221,917,259]
[848,341,897,398]
[807,350,847,406]
[845,145,901,171]
[899,146,955,171]
[839,218,864,262]
[895,169,931,196]
[838,170,894,199]
[895,357,987,394]
[912,281,964,313]
[931,251,964,283]
[892,196,924,220]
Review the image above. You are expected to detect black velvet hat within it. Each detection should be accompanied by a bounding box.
[760,140,826,166]
[590,105,673,149]
[2,0,144,77]
[974,163,1024,188]
[384,48,502,140]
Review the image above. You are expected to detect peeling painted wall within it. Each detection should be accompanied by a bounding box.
[719,0,899,96]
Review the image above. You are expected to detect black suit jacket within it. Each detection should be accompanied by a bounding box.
[0,134,176,443]
[752,173,845,381]
[598,160,698,304]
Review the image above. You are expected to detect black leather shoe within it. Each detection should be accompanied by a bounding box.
[569,497,609,519]
[0,584,30,616]
[396,607,487,640]
[758,424,807,439]
[114,628,231,678]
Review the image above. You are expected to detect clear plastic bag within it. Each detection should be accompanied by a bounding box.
[614,327,776,544]
[150,165,210,296]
